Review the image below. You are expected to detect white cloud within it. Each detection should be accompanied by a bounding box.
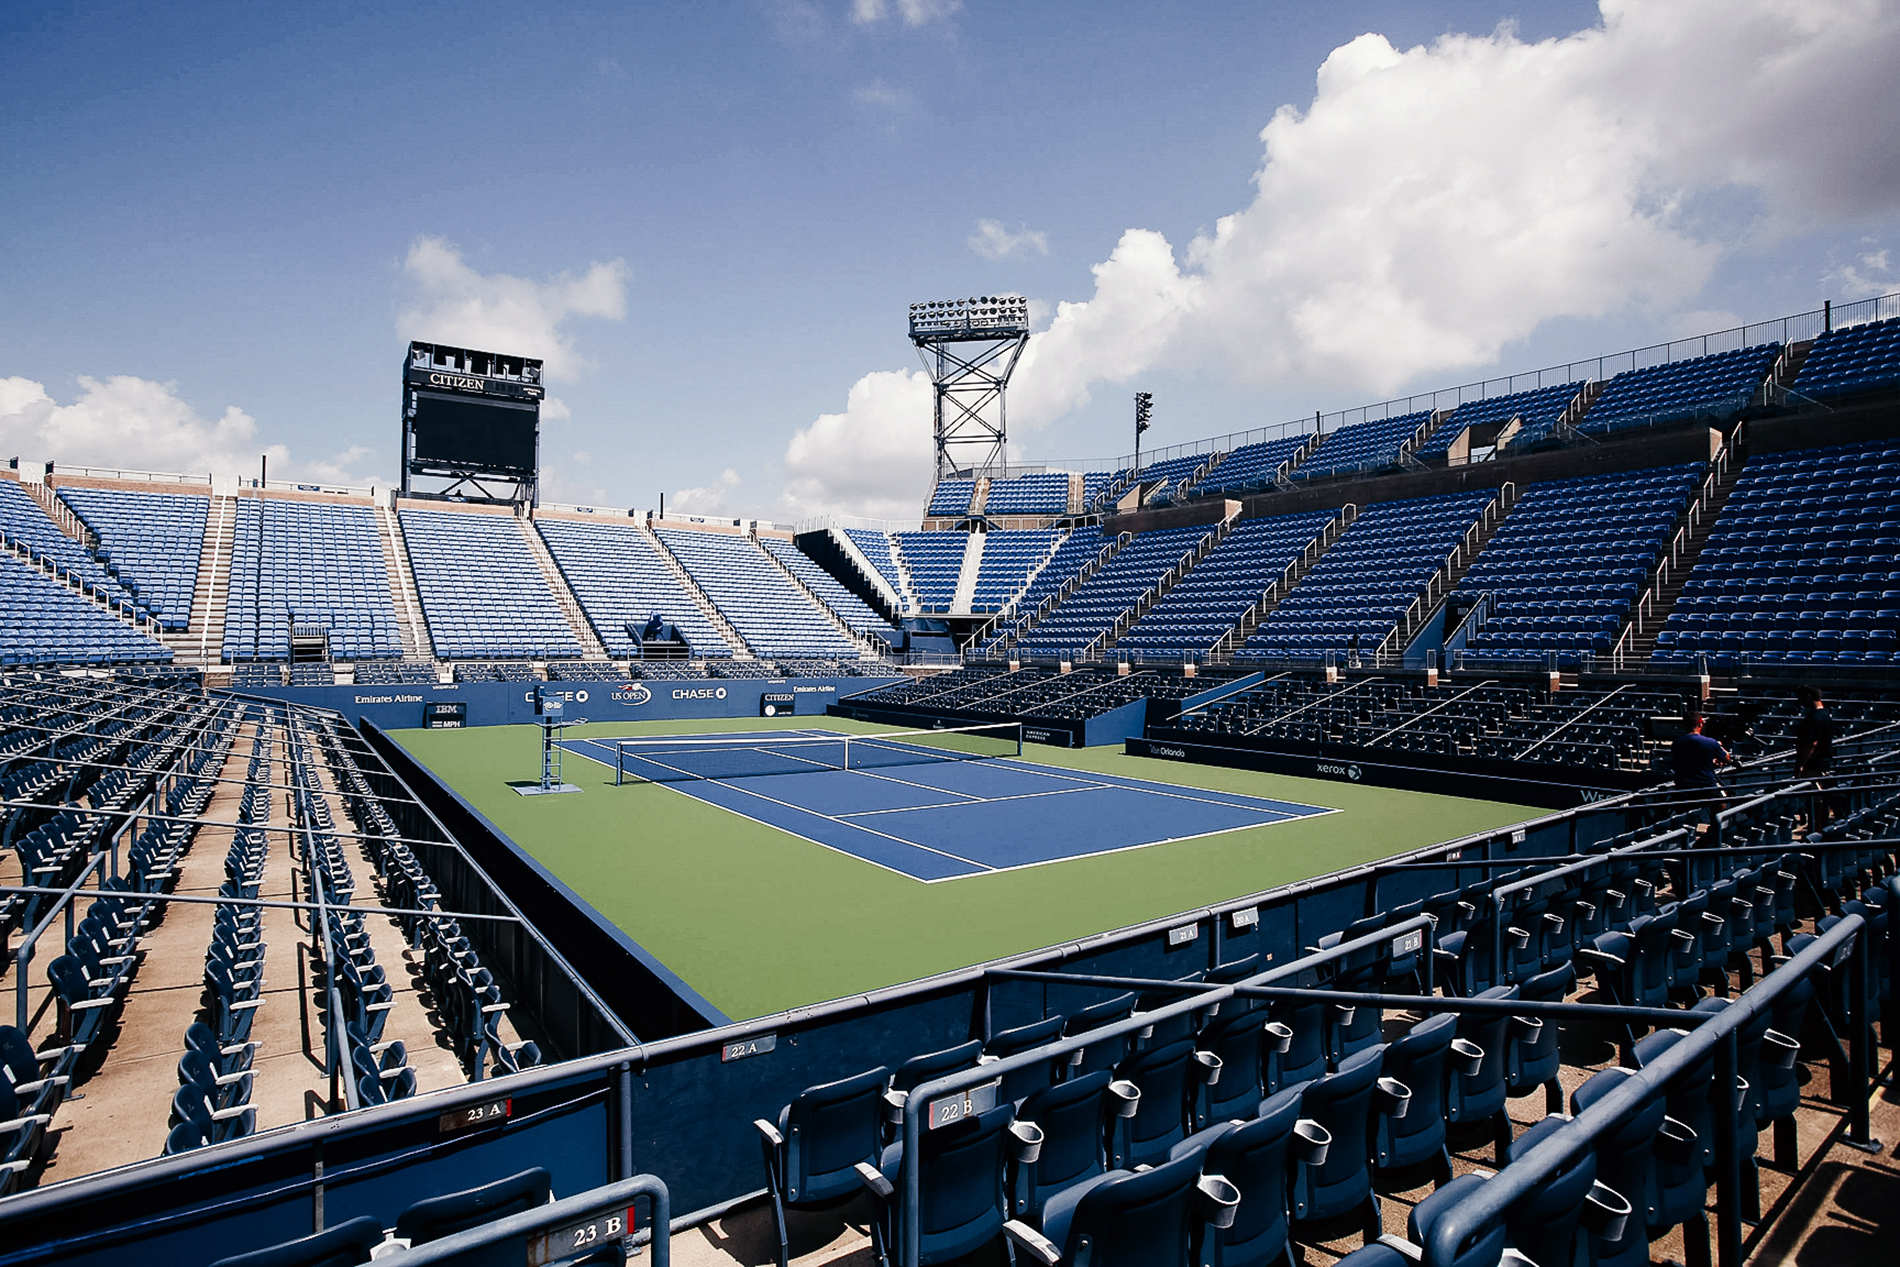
[853,80,903,108]
[670,467,743,517]
[969,219,1049,261]
[780,0,1900,508]
[779,368,933,520]
[851,0,959,27]
[1829,247,1897,300]
[0,375,378,486]
[397,237,629,382]
[540,450,612,508]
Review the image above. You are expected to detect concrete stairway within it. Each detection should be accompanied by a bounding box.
[1378,487,1518,661]
[171,494,235,667]
[951,533,986,612]
[520,516,609,660]
[754,537,878,657]
[642,524,755,658]
[1211,508,1354,660]
[374,505,434,662]
[1617,444,1743,666]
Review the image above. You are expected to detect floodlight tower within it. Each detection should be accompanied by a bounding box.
[909,296,1031,483]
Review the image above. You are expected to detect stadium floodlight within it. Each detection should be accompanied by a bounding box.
[1135,391,1153,474]
[909,296,1032,485]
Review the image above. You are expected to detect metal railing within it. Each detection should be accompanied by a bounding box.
[1023,290,1900,482]
[1611,440,1733,670]
[1424,912,1872,1267]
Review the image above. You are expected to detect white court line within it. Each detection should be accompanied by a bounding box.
[563,731,1338,883]
[837,784,1103,818]
[563,738,994,874]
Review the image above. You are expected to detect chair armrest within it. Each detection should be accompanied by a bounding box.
[753,1118,784,1148]
[1579,947,1625,968]
[66,997,117,1011]
[210,1104,252,1121]
[364,1001,396,1014]
[854,1161,894,1200]
[1376,1233,1425,1262]
[11,1076,68,1095]
[0,1114,53,1132]
[227,997,267,1011]
[480,1003,510,1015]
[1003,1220,1062,1266]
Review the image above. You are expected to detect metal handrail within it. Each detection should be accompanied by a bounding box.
[893,914,1435,1266]
[1423,913,1869,1267]
[396,1174,670,1266]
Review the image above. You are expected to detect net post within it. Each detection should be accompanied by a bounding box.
[1014,723,1022,757]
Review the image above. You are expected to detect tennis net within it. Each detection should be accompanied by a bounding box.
[612,723,1022,785]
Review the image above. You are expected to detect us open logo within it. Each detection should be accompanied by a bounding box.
[610,683,653,705]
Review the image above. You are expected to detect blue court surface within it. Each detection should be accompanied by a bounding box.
[561,728,1337,882]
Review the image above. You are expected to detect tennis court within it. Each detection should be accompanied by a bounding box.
[561,726,1337,881]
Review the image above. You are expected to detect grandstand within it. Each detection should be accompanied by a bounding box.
[1452,465,1702,665]
[56,485,208,632]
[5,294,1900,1267]
[1295,410,1436,482]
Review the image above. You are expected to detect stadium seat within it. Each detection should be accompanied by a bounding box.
[207,1215,387,1267]
[1372,1012,1456,1186]
[1010,1070,1132,1224]
[1291,1045,1408,1244]
[1171,1087,1326,1267]
[1112,1037,1215,1169]
[755,1066,892,1267]
[1004,1146,1233,1267]
[1445,986,1517,1164]
[1569,1068,1669,1267]
[392,1167,554,1266]
[986,1015,1067,1104]
[868,1100,1032,1266]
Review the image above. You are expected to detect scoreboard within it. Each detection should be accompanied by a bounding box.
[402,341,544,503]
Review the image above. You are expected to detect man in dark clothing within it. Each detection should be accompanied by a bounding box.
[1795,685,1836,824]
[1672,711,1731,794]
[1794,685,1834,778]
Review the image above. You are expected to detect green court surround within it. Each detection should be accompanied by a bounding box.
[393,715,1538,1021]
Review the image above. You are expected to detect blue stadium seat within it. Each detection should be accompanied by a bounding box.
[756,1066,892,1267]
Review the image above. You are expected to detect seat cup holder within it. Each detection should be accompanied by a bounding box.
[1450,1037,1485,1077]
[883,1089,908,1124]
[1582,1180,1633,1242]
[1197,1174,1241,1229]
[1292,1118,1332,1166]
[1509,1015,1544,1042]
[1263,1021,1294,1055]
[1374,1076,1412,1120]
[1009,1120,1044,1165]
[1657,1115,1698,1166]
[1507,926,1532,950]
[1108,1079,1141,1118]
[1332,1004,1356,1028]
[1193,1050,1224,1085]
[1764,1029,1800,1069]
[1733,1075,1750,1115]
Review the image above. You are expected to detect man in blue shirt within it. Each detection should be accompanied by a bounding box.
[1672,711,1732,794]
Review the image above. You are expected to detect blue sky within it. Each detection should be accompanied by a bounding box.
[3,1,1898,520]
